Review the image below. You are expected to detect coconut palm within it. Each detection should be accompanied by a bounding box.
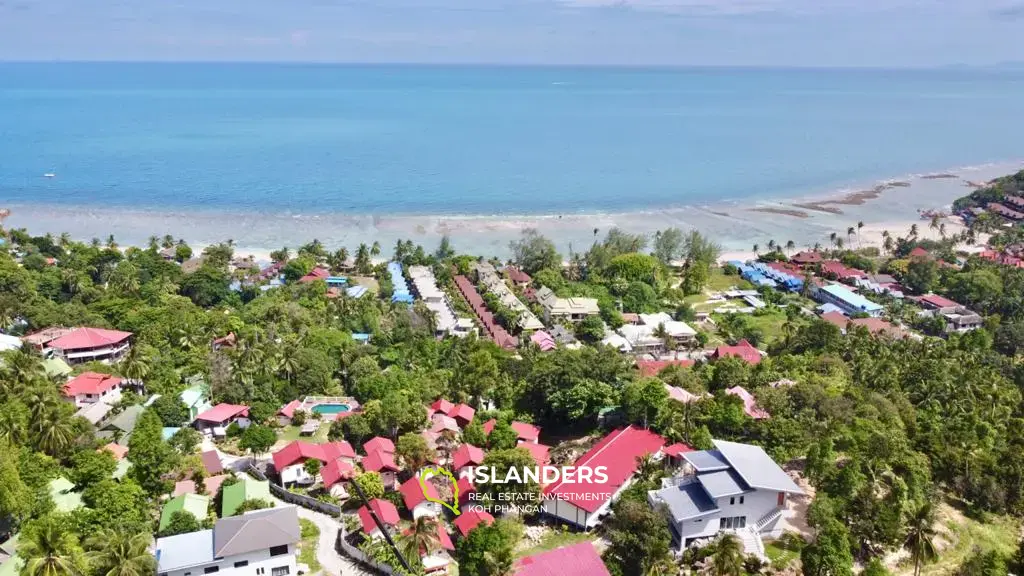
[105,235,118,250]
[846,226,855,247]
[785,240,796,255]
[58,232,72,248]
[835,238,844,250]
[399,516,442,564]
[829,232,838,248]
[161,234,175,249]
[146,236,159,251]
[711,534,744,576]
[19,517,87,576]
[85,530,155,576]
[883,236,895,255]
[355,243,371,274]
[119,344,151,385]
[939,222,946,239]
[910,223,919,238]
[751,244,759,254]
[3,345,46,385]
[33,408,75,457]
[370,241,381,258]
[767,239,776,253]
[905,502,938,576]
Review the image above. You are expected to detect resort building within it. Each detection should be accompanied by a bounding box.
[813,283,883,317]
[789,251,823,267]
[474,262,544,331]
[154,507,300,576]
[35,327,132,365]
[514,542,611,576]
[363,448,400,490]
[504,265,532,288]
[916,294,983,333]
[179,380,213,422]
[321,459,356,500]
[482,419,541,444]
[543,425,666,529]
[399,476,442,520]
[648,440,803,554]
[820,311,905,338]
[451,444,486,478]
[530,330,556,351]
[453,509,494,537]
[271,440,356,486]
[220,479,271,517]
[387,262,415,304]
[358,499,400,539]
[62,372,122,408]
[193,404,251,436]
[454,274,519,350]
[637,359,695,378]
[408,265,474,338]
[711,339,763,365]
[536,287,600,323]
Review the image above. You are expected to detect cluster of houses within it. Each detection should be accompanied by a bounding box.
[408,265,475,338]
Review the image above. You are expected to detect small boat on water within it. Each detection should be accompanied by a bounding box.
[43,173,55,178]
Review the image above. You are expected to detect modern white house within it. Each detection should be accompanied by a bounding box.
[408,265,474,338]
[648,440,803,556]
[536,287,600,323]
[155,506,300,576]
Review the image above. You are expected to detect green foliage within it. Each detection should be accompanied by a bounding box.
[602,499,673,576]
[606,253,662,285]
[150,395,190,427]
[396,432,435,471]
[574,315,606,343]
[800,518,854,576]
[353,471,385,503]
[475,448,540,512]
[238,425,277,456]
[462,420,488,448]
[234,498,274,515]
[953,548,1008,576]
[621,281,658,313]
[127,409,176,496]
[905,258,939,294]
[486,419,518,451]
[169,427,202,455]
[81,479,151,533]
[455,518,522,576]
[68,449,117,490]
[620,378,668,429]
[158,510,203,537]
[509,229,560,274]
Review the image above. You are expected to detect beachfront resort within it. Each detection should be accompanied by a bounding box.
[1,169,1024,576]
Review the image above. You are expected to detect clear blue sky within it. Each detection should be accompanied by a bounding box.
[1,0,1022,67]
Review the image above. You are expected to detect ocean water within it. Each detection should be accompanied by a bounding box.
[2,63,1024,217]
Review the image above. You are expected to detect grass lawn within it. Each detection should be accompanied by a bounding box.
[742,310,790,345]
[278,421,331,444]
[516,529,597,558]
[298,518,322,573]
[764,541,800,568]
[904,503,1019,576]
[706,268,753,292]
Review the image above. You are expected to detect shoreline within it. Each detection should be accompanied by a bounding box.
[3,159,1021,261]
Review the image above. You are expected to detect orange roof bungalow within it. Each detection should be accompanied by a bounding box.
[453,509,495,537]
[636,359,695,378]
[98,442,129,460]
[276,400,302,425]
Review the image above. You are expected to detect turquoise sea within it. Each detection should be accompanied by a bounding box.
[2,63,1024,216]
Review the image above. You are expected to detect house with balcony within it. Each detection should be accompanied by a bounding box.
[536,287,600,323]
[40,327,133,365]
[62,372,123,408]
[648,440,803,556]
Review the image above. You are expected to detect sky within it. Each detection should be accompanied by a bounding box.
[1,0,1023,67]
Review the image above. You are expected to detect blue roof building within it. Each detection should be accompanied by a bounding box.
[816,283,883,317]
[388,262,415,304]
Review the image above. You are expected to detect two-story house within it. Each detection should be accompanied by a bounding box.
[648,440,803,554]
[271,440,357,486]
[62,372,123,408]
[155,506,300,576]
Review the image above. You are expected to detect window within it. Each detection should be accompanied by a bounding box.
[234,562,249,568]
[739,496,744,504]
[720,516,746,530]
[272,567,290,576]
[269,544,289,557]
[729,497,735,505]
[204,567,219,574]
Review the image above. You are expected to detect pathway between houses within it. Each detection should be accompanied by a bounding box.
[268,493,373,576]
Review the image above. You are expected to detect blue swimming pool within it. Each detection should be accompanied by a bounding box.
[311,403,350,415]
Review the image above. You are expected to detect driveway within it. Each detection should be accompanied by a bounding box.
[268,494,372,576]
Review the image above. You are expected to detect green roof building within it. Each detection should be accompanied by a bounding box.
[180,382,213,422]
[42,357,72,379]
[220,478,271,517]
[159,493,211,531]
[47,478,83,513]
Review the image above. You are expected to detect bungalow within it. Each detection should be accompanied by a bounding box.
[663,443,695,468]
[321,459,356,500]
[454,274,518,350]
[62,372,122,408]
[475,262,544,331]
[813,283,883,317]
[447,404,476,428]
[429,398,455,416]
[201,450,225,475]
[159,493,210,532]
[173,474,229,497]
[271,440,356,486]
[724,386,769,420]
[154,506,300,576]
[505,266,532,288]
[399,476,442,519]
[220,478,271,517]
[364,436,396,455]
[456,477,477,507]
[820,311,904,338]
[665,384,709,405]
[193,404,251,436]
[430,413,461,434]
[452,444,486,478]
[363,449,400,490]
[211,333,236,351]
[179,383,213,422]
[98,442,129,461]
[276,400,302,426]
[453,509,494,537]
[358,498,400,539]
[789,251,823,267]
[530,331,556,352]
[43,327,133,365]
[648,440,803,552]
[536,287,600,324]
[481,420,541,444]
[820,261,868,282]
[514,542,611,576]
[403,521,455,574]
[517,441,551,468]
[298,267,330,283]
[917,294,983,333]
[97,405,144,445]
[638,313,697,346]
[711,339,763,365]
[543,425,666,529]
[637,359,695,378]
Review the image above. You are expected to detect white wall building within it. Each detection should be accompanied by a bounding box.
[648,440,803,554]
[407,265,473,338]
[474,262,544,331]
[536,286,600,324]
[155,507,300,576]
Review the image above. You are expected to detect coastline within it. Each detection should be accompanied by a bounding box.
[3,160,1021,261]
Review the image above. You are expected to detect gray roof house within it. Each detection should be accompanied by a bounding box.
[155,506,300,576]
[649,440,803,557]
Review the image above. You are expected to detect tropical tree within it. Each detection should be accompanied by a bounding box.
[785,239,796,254]
[18,517,87,576]
[85,530,155,576]
[399,516,442,565]
[904,502,938,576]
[371,241,382,257]
[118,345,151,386]
[711,534,745,576]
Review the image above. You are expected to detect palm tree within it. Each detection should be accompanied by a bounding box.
[829,232,838,248]
[33,408,75,457]
[835,238,844,250]
[711,534,744,576]
[910,223,919,238]
[119,345,151,385]
[652,323,675,354]
[355,243,371,274]
[19,517,87,576]
[883,236,895,255]
[105,235,118,250]
[939,222,946,239]
[161,234,175,249]
[399,517,442,564]
[785,240,796,255]
[905,502,938,576]
[370,241,381,258]
[635,453,663,483]
[58,232,72,248]
[146,236,159,251]
[846,226,855,247]
[767,239,776,253]
[85,530,155,576]
[276,340,302,384]
[751,243,759,254]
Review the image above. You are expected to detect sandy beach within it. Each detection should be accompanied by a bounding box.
[4,160,1021,262]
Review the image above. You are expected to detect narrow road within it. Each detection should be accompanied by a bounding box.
[268,494,372,576]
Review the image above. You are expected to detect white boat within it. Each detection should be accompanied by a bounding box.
[43,173,55,178]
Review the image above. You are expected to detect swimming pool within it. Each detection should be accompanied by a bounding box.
[311,403,350,416]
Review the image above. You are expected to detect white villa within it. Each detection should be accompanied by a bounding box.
[536,286,600,323]
[407,265,474,338]
[648,440,803,557]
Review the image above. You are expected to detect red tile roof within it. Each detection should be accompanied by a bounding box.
[636,359,695,377]
[63,372,122,397]
[363,449,400,473]
[725,386,770,419]
[453,509,494,537]
[790,251,823,265]
[712,339,762,365]
[515,542,611,576]
[820,311,850,330]
[201,450,224,474]
[358,499,400,533]
[447,403,476,424]
[400,476,441,510]
[544,425,666,513]
[212,333,236,348]
[481,420,541,443]
[47,327,132,351]
[452,444,486,470]
[272,440,356,471]
[919,294,960,309]
[278,400,302,419]
[505,266,532,285]
[456,477,477,505]
[430,398,455,415]
[909,247,931,258]
[321,459,356,489]
[663,443,694,458]
[99,442,128,460]
[820,260,867,280]
[517,441,551,467]
[195,403,250,424]
[401,521,455,554]
[363,437,395,455]
[299,267,331,283]
[454,275,518,350]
